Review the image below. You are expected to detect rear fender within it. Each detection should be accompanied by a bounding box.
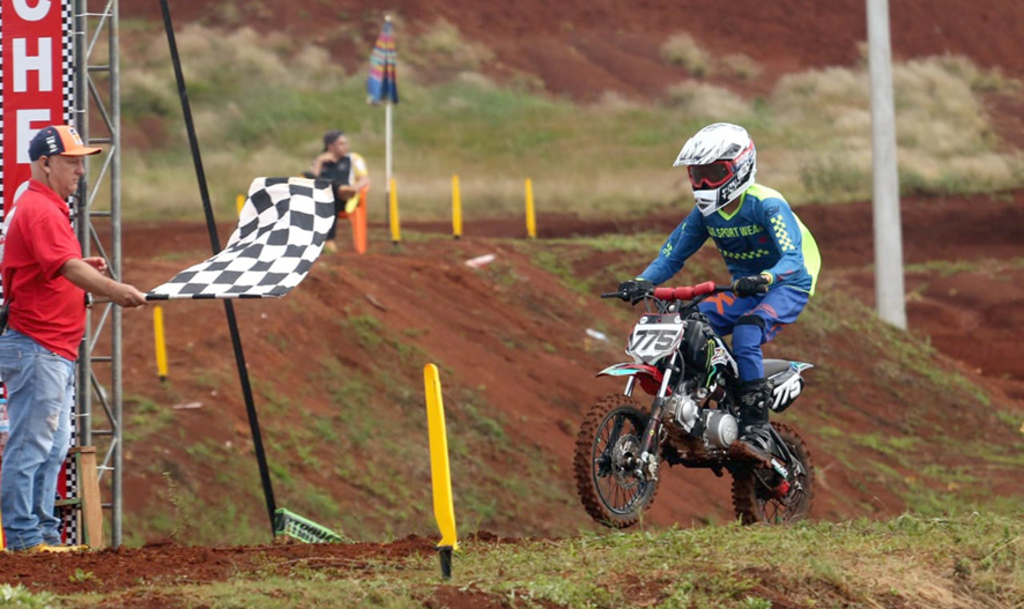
[597,363,666,396]
[768,362,813,413]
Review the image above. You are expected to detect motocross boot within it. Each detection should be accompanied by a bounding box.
[735,378,775,462]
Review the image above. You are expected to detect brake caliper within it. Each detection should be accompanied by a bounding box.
[769,458,792,498]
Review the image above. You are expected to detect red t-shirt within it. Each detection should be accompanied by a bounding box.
[1,180,84,361]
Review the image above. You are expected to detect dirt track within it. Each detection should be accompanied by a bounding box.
[2,190,1021,603]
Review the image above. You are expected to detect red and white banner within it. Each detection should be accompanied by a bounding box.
[1,0,75,218]
[0,0,77,549]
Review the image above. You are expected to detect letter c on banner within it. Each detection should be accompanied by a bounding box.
[13,0,53,21]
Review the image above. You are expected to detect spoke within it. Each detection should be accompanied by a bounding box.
[606,416,626,453]
[611,482,623,511]
[587,407,654,517]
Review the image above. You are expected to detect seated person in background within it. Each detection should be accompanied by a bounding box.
[309,129,370,253]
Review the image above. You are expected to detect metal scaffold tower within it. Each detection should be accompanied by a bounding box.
[74,0,125,547]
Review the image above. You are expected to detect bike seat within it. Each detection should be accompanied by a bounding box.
[763,359,791,378]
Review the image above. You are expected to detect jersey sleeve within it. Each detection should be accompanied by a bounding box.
[637,208,707,285]
[25,205,80,280]
[758,198,806,286]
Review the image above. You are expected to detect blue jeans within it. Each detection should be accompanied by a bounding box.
[0,329,75,550]
[698,287,810,382]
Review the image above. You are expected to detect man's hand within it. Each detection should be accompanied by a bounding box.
[107,282,148,308]
[60,259,148,308]
[732,274,771,298]
[336,184,358,199]
[617,279,654,304]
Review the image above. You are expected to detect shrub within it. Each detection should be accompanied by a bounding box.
[661,33,711,77]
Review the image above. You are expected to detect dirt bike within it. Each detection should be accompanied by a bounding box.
[573,280,815,527]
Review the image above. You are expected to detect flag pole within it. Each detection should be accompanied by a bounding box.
[386,101,393,188]
[161,0,278,538]
[368,16,398,235]
[384,15,394,216]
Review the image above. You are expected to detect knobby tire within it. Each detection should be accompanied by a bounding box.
[573,395,660,528]
[731,422,815,524]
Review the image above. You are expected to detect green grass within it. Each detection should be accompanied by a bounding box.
[123,396,177,443]
[0,585,59,609]
[55,513,1024,608]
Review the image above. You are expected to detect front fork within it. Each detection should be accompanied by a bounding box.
[632,354,680,481]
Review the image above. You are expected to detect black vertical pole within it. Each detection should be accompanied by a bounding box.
[160,0,277,537]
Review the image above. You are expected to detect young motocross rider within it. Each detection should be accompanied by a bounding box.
[618,123,821,461]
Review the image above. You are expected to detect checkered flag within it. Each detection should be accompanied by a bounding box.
[148,177,335,300]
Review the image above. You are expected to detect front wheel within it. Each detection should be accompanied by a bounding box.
[731,422,815,524]
[573,395,660,528]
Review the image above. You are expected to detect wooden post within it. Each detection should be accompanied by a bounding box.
[70,446,105,549]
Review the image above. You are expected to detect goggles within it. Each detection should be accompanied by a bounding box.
[687,160,735,189]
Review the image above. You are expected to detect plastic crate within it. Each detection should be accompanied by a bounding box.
[273,508,346,544]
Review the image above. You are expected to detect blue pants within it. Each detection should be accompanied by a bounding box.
[698,287,809,382]
[0,329,75,551]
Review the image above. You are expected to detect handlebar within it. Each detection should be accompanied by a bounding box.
[601,281,734,304]
[652,281,720,301]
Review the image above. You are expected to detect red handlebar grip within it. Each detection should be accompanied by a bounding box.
[672,286,695,300]
[653,281,720,301]
[692,281,717,296]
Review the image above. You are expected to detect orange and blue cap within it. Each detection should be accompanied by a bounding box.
[28,125,101,161]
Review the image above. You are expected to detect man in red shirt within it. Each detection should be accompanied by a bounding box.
[0,125,146,553]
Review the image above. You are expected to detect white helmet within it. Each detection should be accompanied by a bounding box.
[673,123,757,216]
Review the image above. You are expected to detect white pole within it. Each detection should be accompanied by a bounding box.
[385,102,393,186]
[866,0,907,329]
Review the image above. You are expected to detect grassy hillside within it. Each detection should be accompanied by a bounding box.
[103,228,1024,549]
[8,512,1022,608]
[107,21,1023,223]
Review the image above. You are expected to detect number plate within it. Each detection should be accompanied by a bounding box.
[626,314,685,365]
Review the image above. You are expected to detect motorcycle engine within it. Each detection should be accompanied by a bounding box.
[666,390,738,449]
[666,392,699,432]
[703,411,738,448]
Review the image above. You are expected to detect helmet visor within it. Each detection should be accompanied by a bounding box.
[688,160,734,189]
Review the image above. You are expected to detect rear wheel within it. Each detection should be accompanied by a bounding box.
[731,423,814,524]
[573,395,660,528]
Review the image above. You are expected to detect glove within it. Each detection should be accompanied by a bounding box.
[618,279,654,304]
[732,274,771,298]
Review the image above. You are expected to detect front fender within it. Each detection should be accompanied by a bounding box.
[597,363,662,380]
[597,363,665,396]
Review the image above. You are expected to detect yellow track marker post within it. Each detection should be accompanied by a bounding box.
[236,194,245,215]
[525,178,537,239]
[153,305,168,382]
[451,175,463,240]
[389,177,401,246]
[423,363,459,579]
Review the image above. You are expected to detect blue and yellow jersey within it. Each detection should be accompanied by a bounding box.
[639,183,821,294]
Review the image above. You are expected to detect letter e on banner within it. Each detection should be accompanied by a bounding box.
[2,0,70,216]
